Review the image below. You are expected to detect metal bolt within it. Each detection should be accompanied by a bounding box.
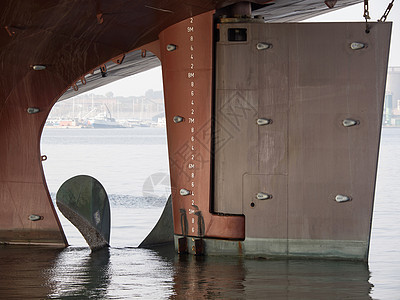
[257,118,272,126]
[27,107,40,114]
[350,42,366,50]
[256,42,272,50]
[256,192,272,200]
[32,65,46,71]
[335,195,352,203]
[28,214,43,221]
[180,189,191,196]
[166,44,177,52]
[342,119,360,127]
[173,116,184,123]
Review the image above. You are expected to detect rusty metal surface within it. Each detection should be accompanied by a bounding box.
[0,71,68,246]
[0,0,376,246]
[160,12,245,240]
[0,0,257,246]
[0,1,223,246]
[287,22,391,243]
[0,1,363,105]
[243,175,288,240]
[59,50,160,101]
[214,21,391,258]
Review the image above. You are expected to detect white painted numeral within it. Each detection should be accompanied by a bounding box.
[187,21,196,214]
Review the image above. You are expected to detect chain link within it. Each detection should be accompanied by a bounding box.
[379,0,395,22]
[363,0,371,21]
[364,0,371,33]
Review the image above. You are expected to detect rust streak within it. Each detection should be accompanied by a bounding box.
[144,5,174,13]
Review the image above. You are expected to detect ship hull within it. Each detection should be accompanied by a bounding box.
[0,1,392,260]
[159,13,391,260]
[92,123,124,128]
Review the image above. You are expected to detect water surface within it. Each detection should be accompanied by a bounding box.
[0,127,399,299]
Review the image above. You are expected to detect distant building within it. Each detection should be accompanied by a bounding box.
[385,67,400,126]
[48,90,165,121]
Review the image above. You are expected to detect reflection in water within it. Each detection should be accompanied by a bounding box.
[48,247,111,299]
[169,254,373,299]
[243,259,372,299]
[48,245,175,299]
[0,245,60,299]
[171,255,245,299]
[0,245,374,299]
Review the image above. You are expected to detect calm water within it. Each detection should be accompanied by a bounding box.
[0,127,399,299]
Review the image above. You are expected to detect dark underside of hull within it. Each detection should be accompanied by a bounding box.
[0,0,362,103]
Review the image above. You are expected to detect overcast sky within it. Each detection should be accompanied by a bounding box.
[90,0,399,97]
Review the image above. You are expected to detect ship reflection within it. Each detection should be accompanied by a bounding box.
[0,245,61,298]
[167,254,373,299]
[48,247,111,299]
[0,245,373,298]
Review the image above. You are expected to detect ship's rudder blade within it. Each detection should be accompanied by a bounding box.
[139,195,174,248]
[56,175,111,251]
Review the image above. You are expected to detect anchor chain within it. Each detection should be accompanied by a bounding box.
[379,0,395,22]
[363,0,371,33]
